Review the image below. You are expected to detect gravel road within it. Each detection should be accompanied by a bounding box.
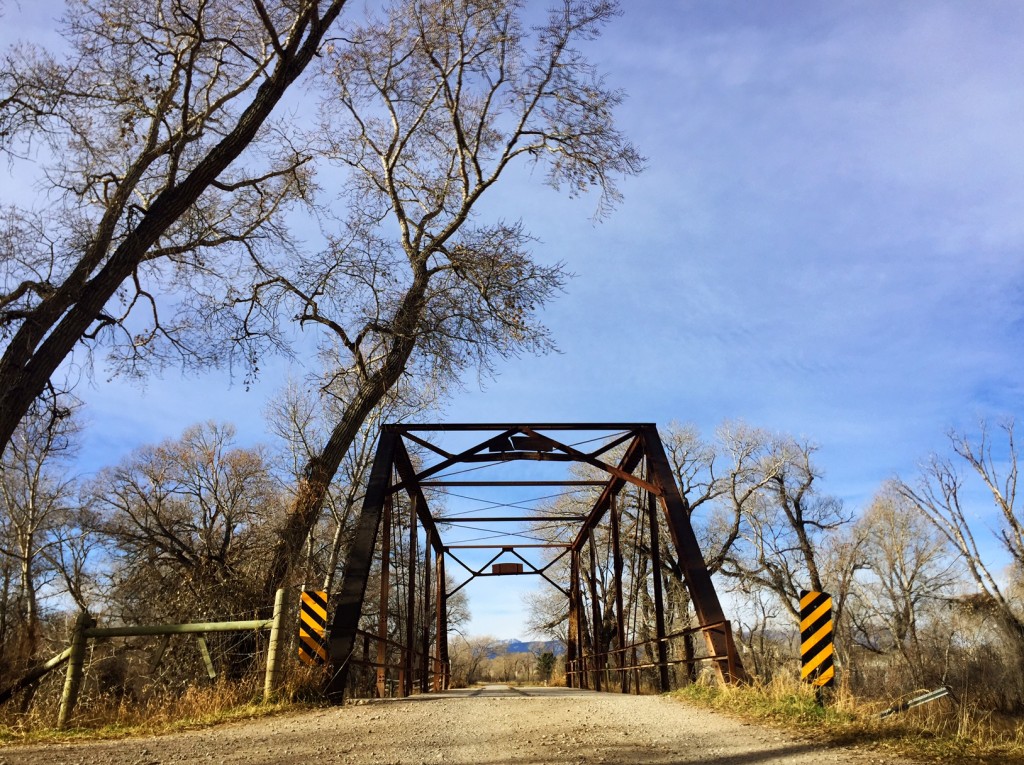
[0,685,910,765]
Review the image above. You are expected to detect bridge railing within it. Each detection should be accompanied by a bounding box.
[565,620,738,693]
[342,627,449,698]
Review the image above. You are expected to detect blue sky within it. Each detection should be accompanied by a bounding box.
[4,1,1024,638]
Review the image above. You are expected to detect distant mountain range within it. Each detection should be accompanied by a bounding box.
[491,639,565,658]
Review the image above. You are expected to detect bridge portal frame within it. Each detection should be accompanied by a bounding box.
[325,423,747,702]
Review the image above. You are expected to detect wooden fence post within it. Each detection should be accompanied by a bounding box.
[263,588,286,701]
[57,611,94,730]
[196,636,217,680]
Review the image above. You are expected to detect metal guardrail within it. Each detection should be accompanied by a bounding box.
[880,686,956,718]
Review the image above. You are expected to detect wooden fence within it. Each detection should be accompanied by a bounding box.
[1,588,288,729]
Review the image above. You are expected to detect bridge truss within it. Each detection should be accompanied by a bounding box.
[325,423,747,701]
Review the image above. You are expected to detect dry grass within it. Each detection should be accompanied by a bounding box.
[672,676,1024,765]
[0,667,330,745]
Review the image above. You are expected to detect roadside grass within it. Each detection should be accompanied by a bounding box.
[672,678,1024,765]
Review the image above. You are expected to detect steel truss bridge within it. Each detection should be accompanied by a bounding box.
[325,423,747,701]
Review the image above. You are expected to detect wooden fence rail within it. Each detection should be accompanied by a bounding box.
[0,589,288,729]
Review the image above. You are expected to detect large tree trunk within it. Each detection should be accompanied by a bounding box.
[0,1,348,456]
[261,272,427,599]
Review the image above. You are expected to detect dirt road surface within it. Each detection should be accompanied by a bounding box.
[0,685,909,765]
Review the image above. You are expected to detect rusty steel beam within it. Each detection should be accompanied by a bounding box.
[587,529,603,692]
[421,480,607,487]
[444,549,486,576]
[522,427,661,497]
[537,546,572,574]
[402,496,418,697]
[567,549,581,689]
[437,552,449,690]
[588,430,636,459]
[609,494,628,694]
[327,428,399,703]
[571,436,646,551]
[454,453,576,463]
[434,515,586,523]
[407,427,519,485]
[434,549,444,691]
[639,425,748,685]
[421,533,432,694]
[445,548,507,598]
[647,483,671,693]
[376,495,393,698]
[399,431,452,459]
[443,543,569,549]
[508,548,569,597]
[392,439,444,555]
[392,423,657,432]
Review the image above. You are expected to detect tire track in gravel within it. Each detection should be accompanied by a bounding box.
[0,685,911,765]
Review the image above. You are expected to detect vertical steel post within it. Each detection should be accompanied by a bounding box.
[685,632,697,683]
[632,642,640,694]
[402,496,418,697]
[640,426,747,684]
[567,548,581,688]
[362,632,370,693]
[434,550,444,691]
[587,529,603,692]
[646,486,670,692]
[437,552,449,689]
[263,587,286,701]
[327,429,399,703]
[57,611,93,729]
[420,534,432,693]
[609,493,628,693]
[577,584,591,690]
[376,494,392,698]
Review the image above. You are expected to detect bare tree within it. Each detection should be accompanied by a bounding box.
[720,435,858,623]
[663,420,781,575]
[252,0,643,595]
[265,377,435,594]
[849,483,959,684]
[731,586,786,682]
[0,395,82,668]
[90,421,284,625]
[447,634,499,687]
[896,421,1024,663]
[0,0,351,455]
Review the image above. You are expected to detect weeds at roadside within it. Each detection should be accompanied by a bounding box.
[0,668,330,745]
[672,676,1024,764]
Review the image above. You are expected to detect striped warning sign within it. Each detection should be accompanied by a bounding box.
[799,589,834,688]
[299,590,329,666]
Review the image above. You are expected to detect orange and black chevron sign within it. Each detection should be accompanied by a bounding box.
[298,590,329,667]
[799,589,834,688]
